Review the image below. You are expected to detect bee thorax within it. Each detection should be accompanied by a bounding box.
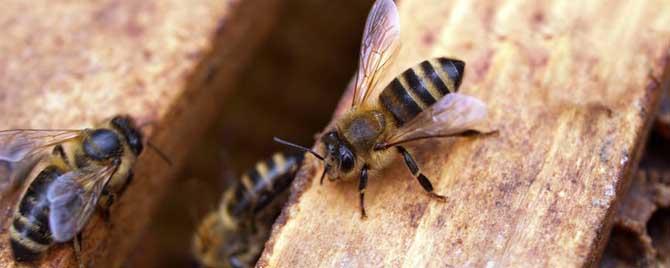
[340,110,386,150]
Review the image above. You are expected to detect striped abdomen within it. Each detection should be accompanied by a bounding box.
[379,57,465,126]
[225,152,304,220]
[10,166,63,262]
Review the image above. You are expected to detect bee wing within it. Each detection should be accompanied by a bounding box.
[0,129,82,193]
[351,0,400,107]
[383,93,492,147]
[0,129,82,163]
[46,165,116,242]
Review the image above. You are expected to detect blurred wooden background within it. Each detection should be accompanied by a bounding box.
[129,1,372,266]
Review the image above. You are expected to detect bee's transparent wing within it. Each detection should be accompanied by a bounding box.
[0,157,43,195]
[383,93,492,147]
[46,165,116,242]
[351,0,400,107]
[0,129,82,162]
[0,129,82,193]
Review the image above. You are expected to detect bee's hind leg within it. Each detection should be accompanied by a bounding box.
[73,233,84,268]
[396,146,447,202]
[98,171,133,225]
[97,191,114,225]
[358,165,369,219]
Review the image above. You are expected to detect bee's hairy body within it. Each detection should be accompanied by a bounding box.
[193,152,303,268]
[275,0,490,219]
[324,58,464,181]
[9,116,143,262]
[328,106,394,180]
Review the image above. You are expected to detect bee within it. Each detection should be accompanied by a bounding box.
[192,152,303,268]
[274,0,493,218]
[0,115,153,264]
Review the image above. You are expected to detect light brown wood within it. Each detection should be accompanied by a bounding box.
[259,0,670,267]
[0,0,280,267]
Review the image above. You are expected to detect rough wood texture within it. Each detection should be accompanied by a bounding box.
[260,1,670,267]
[127,1,372,266]
[601,160,670,267]
[0,0,279,267]
[600,130,670,267]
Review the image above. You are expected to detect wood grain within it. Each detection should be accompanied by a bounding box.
[0,0,279,267]
[259,0,670,267]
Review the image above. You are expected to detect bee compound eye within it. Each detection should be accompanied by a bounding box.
[84,129,121,160]
[339,146,355,172]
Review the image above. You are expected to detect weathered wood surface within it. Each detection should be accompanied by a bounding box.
[260,0,670,267]
[600,126,670,267]
[127,0,373,266]
[0,0,279,267]
[601,156,670,267]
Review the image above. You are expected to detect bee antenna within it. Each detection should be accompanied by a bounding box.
[147,141,173,166]
[273,137,324,161]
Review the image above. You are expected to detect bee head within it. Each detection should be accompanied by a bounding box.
[110,115,144,156]
[321,131,355,179]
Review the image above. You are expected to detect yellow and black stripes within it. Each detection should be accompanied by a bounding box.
[396,146,446,201]
[226,152,303,219]
[193,152,303,267]
[10,166,62,262]
[379,57,465,126]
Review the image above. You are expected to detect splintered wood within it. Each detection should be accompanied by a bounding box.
[0,0,279,267]
[260,1,670,267]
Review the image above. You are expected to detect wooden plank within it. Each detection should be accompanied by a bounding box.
[259,0,670,267]
[600,114,670,267]
[126,1,375,266]
[0,0,280,267]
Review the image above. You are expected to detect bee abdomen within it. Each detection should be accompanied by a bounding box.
[226,152,304,218]
[10,166,62,261]
[379,57,465,126]
[10,217,52,261]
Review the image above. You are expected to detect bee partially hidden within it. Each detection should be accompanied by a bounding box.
[275,0,493,218]
[0,115,164,265]
[192,152,303,268]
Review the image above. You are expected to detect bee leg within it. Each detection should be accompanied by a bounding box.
[359,165,369,219]
[73,233,84,268]
[320,164,330,185]
[117,170,134,197]
[98,191,114,225]
[396,146,447,202]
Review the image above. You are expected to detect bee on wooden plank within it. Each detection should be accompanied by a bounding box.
[192,152,303,268]
[275,0,493,218]
[0,115,168,265]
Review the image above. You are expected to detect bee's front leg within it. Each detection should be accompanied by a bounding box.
[97,192,114,225]
[72,233,84,268]
[358,164,369,219]
[98,170,133,224]
[320,164,330,185]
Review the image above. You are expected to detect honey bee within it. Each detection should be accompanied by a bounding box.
[192,152,303,268]
[0,115,154,264]
[274,0,493,218]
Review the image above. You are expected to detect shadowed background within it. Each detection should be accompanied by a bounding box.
[128,1,371,266]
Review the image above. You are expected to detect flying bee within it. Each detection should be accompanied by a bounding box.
[275,0,493,218]
[0,115,164,264]
[192,152,303,268]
